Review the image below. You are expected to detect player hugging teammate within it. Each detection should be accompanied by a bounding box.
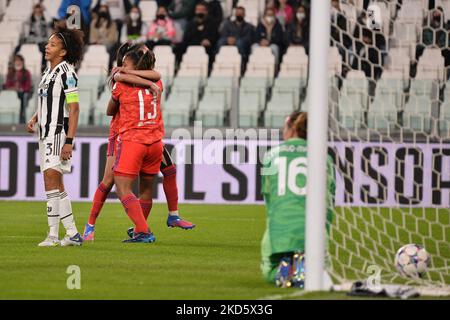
[27,22,85,247]
[82,44,195,243]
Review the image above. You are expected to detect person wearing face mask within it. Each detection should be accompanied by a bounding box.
[92,0,136,39]
[204,0,224,28]
[90,4,119,70]
[286,5,309,52]
[121,5,148,44]
[147,6,177,49]
[253,7,285,64]
[168,0,197,42]
[175,2,219,69]
[3,55,33,124]
[23,4,49,71]
[217,7,255,70]
[274,0,294,28]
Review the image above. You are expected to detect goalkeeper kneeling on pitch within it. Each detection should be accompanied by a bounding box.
[260,111,335,288]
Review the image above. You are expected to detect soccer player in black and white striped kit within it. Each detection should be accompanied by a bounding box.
[27,22,85,247]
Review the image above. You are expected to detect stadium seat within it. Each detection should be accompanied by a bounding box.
[0,21,22,50]
[179,46,209,83]
[154,45,175,87]
[369,76,404,131]
[170,75,202,110]
[416,48,445,82]
[42,0,59,21]
[329,46,342,77]
[403,79,439,132]
[396,1,425,24]
[3,0,33,23]
[338,73,368,130]
[272,77,302,109]
[386,48,410,83]
[163,91,193,127]
[204,76,234,107]
[93,90,111,126]
[391,21,418,57]
[264,93,296,127]
[214,46,242,78]
[77,90,93,126]
[0,90,20,124]
[238,91,260,127]
[240,77,268,106]
[196,91,228,127]
[139,0,158,22]
[246,47,276,85]
[280,46,308,83]
[18,44,42,78]
[82,45,109,77]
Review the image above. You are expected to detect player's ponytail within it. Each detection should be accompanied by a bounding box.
[136,50,156,71]
[288,111,307,139]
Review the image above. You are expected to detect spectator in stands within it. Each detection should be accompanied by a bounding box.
[146,6,177,49]
[351,29,382,79]
[273,0,294,28]
[286,5,309,53]
[217,7,254,61]
[23,3,49,70]
[92,0,135,39]
[330,0,352,63]
[415,7,448,62]
[90,4,119,70]
[175,2,219,68]
[253,7,285,63]
[168,0,197,41]
[3,55,33,124]
[205,0,223,29]
[353,11,386,52]
[120,5,148,45]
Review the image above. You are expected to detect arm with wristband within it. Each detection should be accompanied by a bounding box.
[61,70,80,161]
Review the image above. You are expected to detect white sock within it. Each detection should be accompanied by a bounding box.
[169,211,179,216]
[59,191,78,237]
[46,189,60,238]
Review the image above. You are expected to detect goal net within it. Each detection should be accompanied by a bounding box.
[325,0,450,294]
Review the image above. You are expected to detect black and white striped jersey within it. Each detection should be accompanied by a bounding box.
[37,61,78,140]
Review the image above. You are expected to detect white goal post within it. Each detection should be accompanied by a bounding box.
[305,0,332,291]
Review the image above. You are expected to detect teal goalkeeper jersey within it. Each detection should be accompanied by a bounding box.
[261,138,336,255]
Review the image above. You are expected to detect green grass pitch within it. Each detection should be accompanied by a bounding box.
[0,201,448,300]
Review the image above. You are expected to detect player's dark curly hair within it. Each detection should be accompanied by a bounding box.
[52,21,84,65]
[288,111,307,139]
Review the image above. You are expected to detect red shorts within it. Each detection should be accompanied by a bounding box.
[107,133,118,157]
[113,140,163,177]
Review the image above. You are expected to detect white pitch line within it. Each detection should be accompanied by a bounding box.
[257,289,309,300]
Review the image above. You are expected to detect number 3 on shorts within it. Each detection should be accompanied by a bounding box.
[45,143,53,156]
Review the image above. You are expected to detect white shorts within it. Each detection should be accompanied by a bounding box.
[39,133,72,174]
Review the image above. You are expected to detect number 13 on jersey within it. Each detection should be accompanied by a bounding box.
[138,89,157,121]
